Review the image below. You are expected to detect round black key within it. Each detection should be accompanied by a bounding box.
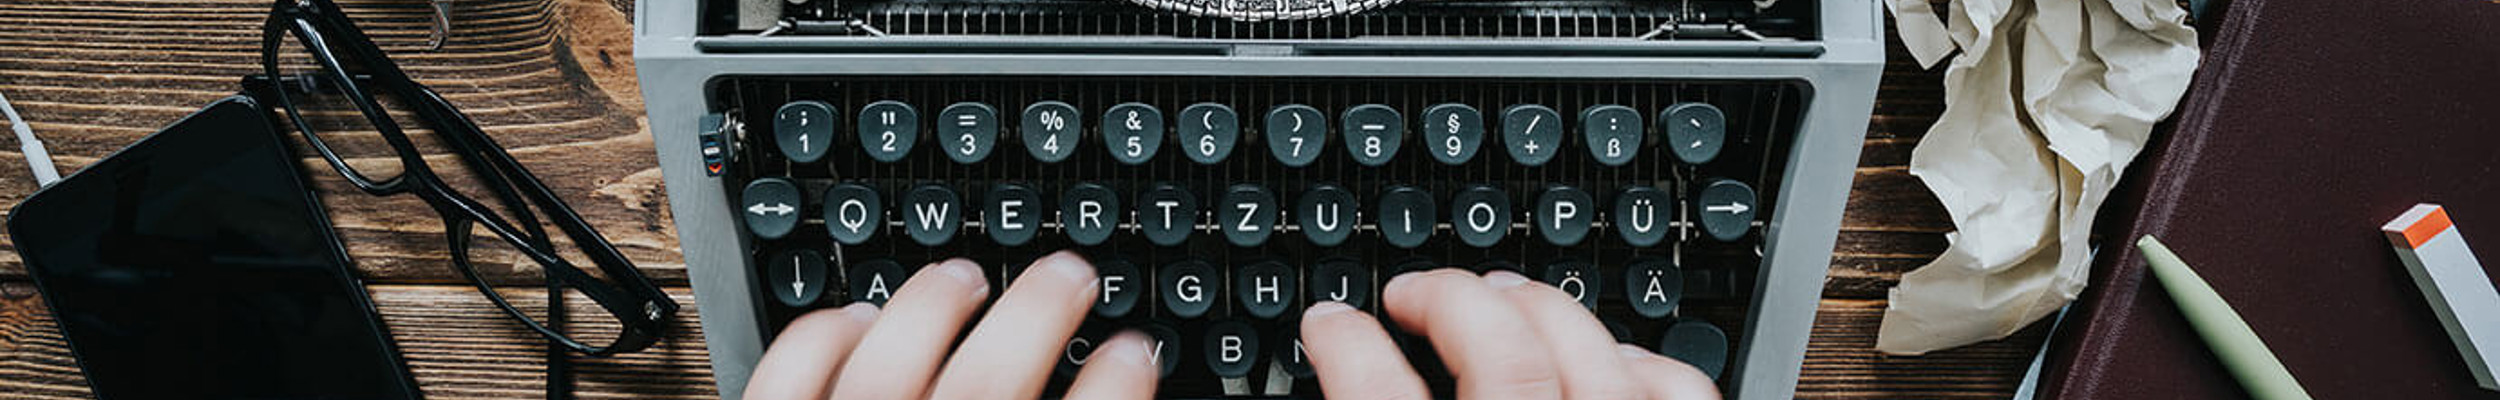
[821,183,882,245]
[1539,260,1601,309]
[1159,260,1219,319]
[984,183,1043,246]
[1056,324,1109,380]
[1021,101,1082,163]
[1501,104,1564,166]
[1661,102,1727,165]
[1276,328,1314,379]
[1535,186,1596,246]
[1451,185,1511,248]
[1103,103,1163,165]
[1624,259,1682,318]
[1659,319,1730,380]
[739,178,802,240]
[1137,184,1197,247]
[1580,104,1643,166]
[1218,184,1279,247]
[938,102,998,164]
[1060,183,1120,246]
[1341,104,1404,166]
[1234,261,1297,319]
[1377,186,1436,249]
[1178,103,1239,164]
[1613,186,1672,247]
[1265,104,1328,167]
[1422,103,1485,165]
[1203,320,1261,378]
[858,101,918,163]
[848,259,908,306]
[1093,258,1143,319]
[1309,259,1370,309]
[766,249,830,308]
[773,100,838,163]
[900,185,962,246]
[1298,184,1358,247]
[1143,324,1183,378]
[1697,179,1758,242]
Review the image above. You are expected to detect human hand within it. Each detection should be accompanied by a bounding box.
[1300,268,1722,400]
[741,251,1159,400]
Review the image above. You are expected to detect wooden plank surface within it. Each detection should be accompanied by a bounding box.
[0,0,2052,398]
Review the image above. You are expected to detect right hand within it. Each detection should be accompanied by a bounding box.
[1299,268,1722,400]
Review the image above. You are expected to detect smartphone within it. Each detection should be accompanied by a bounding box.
[5,96,423,399]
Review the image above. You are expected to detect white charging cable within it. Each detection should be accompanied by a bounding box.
[2,90,60,187]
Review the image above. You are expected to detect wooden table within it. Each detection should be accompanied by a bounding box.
[0,0,2056,398]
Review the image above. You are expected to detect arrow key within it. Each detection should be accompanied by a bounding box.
[740,178,803,240]
[1697,179,1757,242]
[766,249,830,308]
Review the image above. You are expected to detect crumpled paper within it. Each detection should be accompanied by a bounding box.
[1873,0,2201,354]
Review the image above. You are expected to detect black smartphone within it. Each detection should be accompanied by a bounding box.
[5,95,423,399]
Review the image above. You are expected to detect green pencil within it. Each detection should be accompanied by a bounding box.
[2136,235,2313,400]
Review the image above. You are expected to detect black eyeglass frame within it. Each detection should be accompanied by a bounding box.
[253,0,678,356]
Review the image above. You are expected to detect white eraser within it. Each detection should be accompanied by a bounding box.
[2384,204,2500,391]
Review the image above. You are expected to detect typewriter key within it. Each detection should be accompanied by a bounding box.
[858,101,918,163]
[1581,104,1643,167]
[773,100,837,163]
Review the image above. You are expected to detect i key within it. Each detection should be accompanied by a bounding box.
[1378,186,1436,249]
[902,184,962,246]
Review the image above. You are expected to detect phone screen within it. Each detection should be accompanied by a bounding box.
[5,96,421,399]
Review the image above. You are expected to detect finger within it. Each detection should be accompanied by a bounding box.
[742,303,878,400]
[1062,330,1161,400]
[1382,268,1564,400]
[1617,344,1722,400]
[1484,271,1640,400]
[1299,302,1431,400]
[829,259,992,400]
[929,251,1100,400]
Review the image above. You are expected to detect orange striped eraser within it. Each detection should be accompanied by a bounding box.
[2383,204,2455,249]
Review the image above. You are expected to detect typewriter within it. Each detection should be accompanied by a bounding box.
[634,0,1879,397]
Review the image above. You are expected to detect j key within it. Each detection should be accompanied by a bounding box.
[1220,184,1279,247]
[902,184,962,246]
[1451,185,1510,248]
[1138,183,1198,246]
[1308,259,1371,310]
[1536,186,1596,246]
[859,101,918,163]
[1624,259,1683,318]
[1659,319,1730,380]
[1061,183,1121,246]
[1204,320,1261,379]
[1422,103,1485,165]
[739,178,802,240]
[1614,186,1673,247]
[938,102,999,164]
[1265,104,1328,167]
[985,183,1043,246]
[1159,260,1219,319]
[848,259,907,306]
[1540,260,1602,310]
[1342,104,1404,166]
[1661,102,1727,165]
[1580,104,1643,166]
[1501,104,1564,166]
[1697,179,1758,242]
[822,183,882,245]
[1235,260,1297,319]
[1377,186,1436,249]
[766,249,829,308]
[773,100,837,163]
[1144,324,1182,378]
[1103,103,1164,165]
[1094,258,1143,319]
[1178,103,1239,164]
[1021,101,1081,163]
[1298,184,1357,247]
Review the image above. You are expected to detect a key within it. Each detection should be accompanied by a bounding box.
[858,101,918,163]
[1220,184,1279,247]
[1103,103,1164,165]
[1138,183,1198,247]
[1661,102,1727,165]
[1235,261,1297,319]
[766,249,829,308]
[1614,186,1672,247]
[1580,104,1643,167]
[1341,104,1403,166]
[1265,104,1328,167]
[1094,257,1143,319]
[1501,104,1564,166]
[1535,185,1596,246]
[1021,101,1082,163]
[1697,179,1758,242]
[1422,103,1484,165]
[1298,184,1358,247]
[985,183,1043,246]
[822,183,881,245]
[1204,320,1262,379]
[1159,260,1219,319]
[774,100,838,163]
[1451,185,1511,248]
[1061,183,1121,246]
[739,178,802,240]
[1179,103,1239,164]
[1659,319,1729,380]
[902,184,962,246]
[1377,186,1436,249]
[848,259,908,306]
[939,102,998,164]
[1308,259,1371,310]
[1539,260,1601,310]
[1624,259,1682,318]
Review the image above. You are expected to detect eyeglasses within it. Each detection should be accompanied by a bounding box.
[251,0,677,356]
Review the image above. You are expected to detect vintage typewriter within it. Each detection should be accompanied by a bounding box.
[634,0,1879,397]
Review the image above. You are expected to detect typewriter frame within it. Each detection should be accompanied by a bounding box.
[634,1,1882,398]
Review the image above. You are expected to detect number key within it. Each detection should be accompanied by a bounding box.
[858,101,918,162]
[1422,103,1483,165]
[1341,104,1403,166]
[1178,103,1238,164]
[939,102,997,164]
[1102,103,1163,165]
[1265,104,1327,167]
[1021,101,1081,163]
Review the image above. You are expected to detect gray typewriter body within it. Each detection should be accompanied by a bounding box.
[635,0,1880,398]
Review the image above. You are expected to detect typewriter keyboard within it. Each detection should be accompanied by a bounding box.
[709,75,1802,397]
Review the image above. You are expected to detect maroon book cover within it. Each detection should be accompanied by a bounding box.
[2035,0,2500,398]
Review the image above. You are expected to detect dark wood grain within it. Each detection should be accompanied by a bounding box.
[0,0,2049,398]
